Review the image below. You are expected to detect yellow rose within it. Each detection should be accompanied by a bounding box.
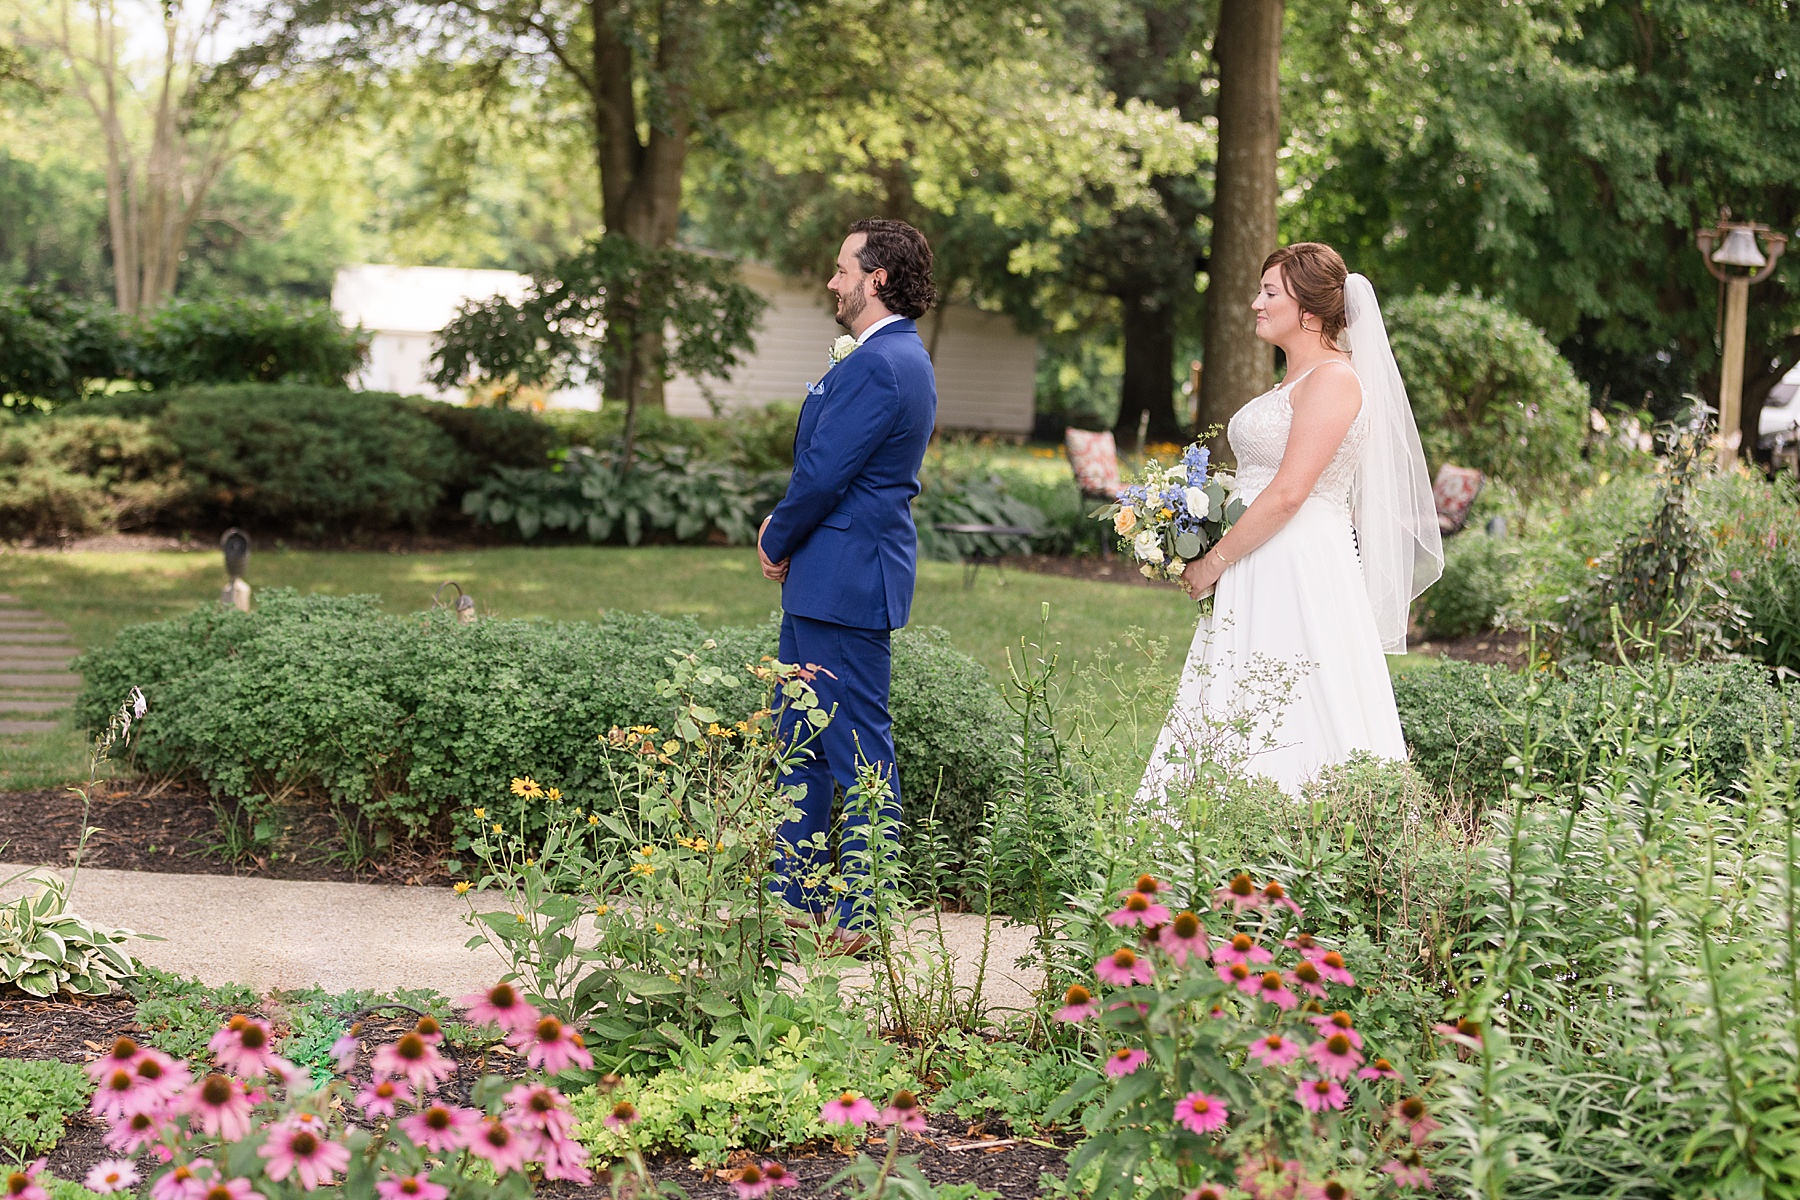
[1114,507,1138,535]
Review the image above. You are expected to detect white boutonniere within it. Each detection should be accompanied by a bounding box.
[828,334,858,366]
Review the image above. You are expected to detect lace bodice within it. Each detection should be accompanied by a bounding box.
[1227,362,1368,510]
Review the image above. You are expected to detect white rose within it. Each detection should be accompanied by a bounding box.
[829,334,858,365]
[1166,464,1186,483]
[1133,530,1164,564]
[1184,487,1210,520]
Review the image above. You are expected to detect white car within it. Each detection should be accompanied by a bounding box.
[1761,363,1800,476]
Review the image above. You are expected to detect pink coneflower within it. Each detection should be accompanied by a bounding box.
[1053,984,1098,1023]
[1213,873,1260,912]
[1212,932,1273,968]
[1246,1032,1304,1068]
[1103,1048,1148,1077]
[149,1159,210,1200]
[1218,960,1255,991]
[1382,1151,1433,1189]
[1295,1077,1348,1113]
[730,1162,797,1199]
[1235,1157,1303,1200]
[1160,912,1209,965]
[1307,1011,1364,1050]
[1284,932,1322,956]
[3,1162,47,1200]
[330,1034,359,1072]
[133,1049,190,1102]
[1357,1057,1401,1081]
[1434,1017,1483,1048]
[1300,1179,1352,1200]
[372,1033,455,1092]
[602,1101,640,1133]
[183,1074,254,1141]
[467,1118,529,1175]
[1288,960,1328,1000]
[399,1104,480,1153]
[819,1092,878,1128]
[1314,950,1354,986]
[1251,970,1298,1010]
[759,1163,799,1191]
[91,1064,148,1119]
[1108,891,1174,928]
[1258,879,1302,916]
[86,1037,145,1083]
[103,1106,170,1154]
[84,1161,139,1195]
[209,1017,283,1079]
[374,1174,449,1200]
[458,983,540,1036]
[1181,1188,1228,1200]
[196,1177,262,1200]
[257,1120,350,1191]
[878,1090,928,1134]
[1172,1091,1229,1135]
[1126,874,1164,896]
[357,1079,402,1119]
[1307,1033,1364,1080]
[536,1135,593,1186]
[411,1015,444,1045]
[503,1083,576,1142]
[1394,1096,1442,1145]
[1095,947,1155,986]
[509,1016,595,1075]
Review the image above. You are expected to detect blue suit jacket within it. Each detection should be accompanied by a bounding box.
[761,318,937,631]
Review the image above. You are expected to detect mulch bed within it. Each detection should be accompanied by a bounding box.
[8,992,1067,1199]
[0,779,452,887]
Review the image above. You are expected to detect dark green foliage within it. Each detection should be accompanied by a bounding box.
[1394,659,1795,811]
[0,1058,90,1156]
[462,445,785,545]
[156,386,464,534]
[132,297,367,390]
[912,472,1047,561]
[409,400,555,474]
[1415,532,1517,640]
[128,968,261,1063]
[0,413,189,539]
[0,290,366,408]
[75,592,1006,864]
[1714,471,1800,674]
[1384,292,1590,490]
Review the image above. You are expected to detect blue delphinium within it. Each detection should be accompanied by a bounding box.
[1182,444,1210,485]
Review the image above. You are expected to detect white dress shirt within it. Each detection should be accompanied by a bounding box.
[857,314,905,345]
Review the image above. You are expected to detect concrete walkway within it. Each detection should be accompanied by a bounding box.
[0,863,1044,1011]
[0,593,81,734]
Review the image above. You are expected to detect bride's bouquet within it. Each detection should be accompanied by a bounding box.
[1090,443,1245,583]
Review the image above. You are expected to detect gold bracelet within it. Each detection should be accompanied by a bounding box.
[1210,546,1234,569]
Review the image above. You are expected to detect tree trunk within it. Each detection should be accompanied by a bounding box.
[1113,291,1183,451]
[589,0,691,434]
[1198,0,1282,458]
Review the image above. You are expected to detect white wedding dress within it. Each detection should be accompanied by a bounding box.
[1137,363,1409,800]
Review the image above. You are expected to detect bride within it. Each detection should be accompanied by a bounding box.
[1139,243,1442,800]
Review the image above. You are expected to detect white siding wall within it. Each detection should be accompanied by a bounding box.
[666,263,1036,435]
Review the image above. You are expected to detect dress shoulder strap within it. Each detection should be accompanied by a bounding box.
[1281,358,1362,400]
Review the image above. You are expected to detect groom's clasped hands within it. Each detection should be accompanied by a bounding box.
[757,516,789,582]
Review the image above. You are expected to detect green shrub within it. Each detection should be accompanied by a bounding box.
[157,385,463,534]
[1713,469,1800,672]
[1415,532,1518,639]
[75,592,1009,865]
[409,400,555,476]
[0,412,189,539]
[912,472,1047,561]
[132,296,367,390]
[462,444,786,545]
[542,402,800,473]
[1385,291,1590,491]
[1394,658,1795,810]
[0,1058,89,1156]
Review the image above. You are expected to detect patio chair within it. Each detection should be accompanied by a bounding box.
[1432,464,1485,536]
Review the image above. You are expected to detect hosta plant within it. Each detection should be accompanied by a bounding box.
[0,875,137,998]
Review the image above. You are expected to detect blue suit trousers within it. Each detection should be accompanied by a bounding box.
[773,613,902,928]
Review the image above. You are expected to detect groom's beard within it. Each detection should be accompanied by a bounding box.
[834,289,866,332]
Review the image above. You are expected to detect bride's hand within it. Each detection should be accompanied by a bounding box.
[1180,555,1222,602]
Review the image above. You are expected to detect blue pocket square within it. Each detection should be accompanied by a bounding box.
[805,381,825,398]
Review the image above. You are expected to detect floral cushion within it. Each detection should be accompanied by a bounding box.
[1065,428,1123,496]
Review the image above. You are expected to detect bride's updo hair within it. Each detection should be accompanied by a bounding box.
[1262,242,1348,346]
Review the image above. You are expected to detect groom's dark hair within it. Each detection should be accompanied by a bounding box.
[849,219,936,319]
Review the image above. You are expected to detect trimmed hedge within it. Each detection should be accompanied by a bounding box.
[75,592,1009,862]
[1395,659,1795,807]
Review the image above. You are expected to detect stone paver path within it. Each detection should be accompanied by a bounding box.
[0,593,80,734]
[0,864,1046,1010]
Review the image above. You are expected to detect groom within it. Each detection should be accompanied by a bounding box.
[757,218,938,951]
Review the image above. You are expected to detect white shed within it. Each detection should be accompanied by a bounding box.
[332,260,1036,434]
